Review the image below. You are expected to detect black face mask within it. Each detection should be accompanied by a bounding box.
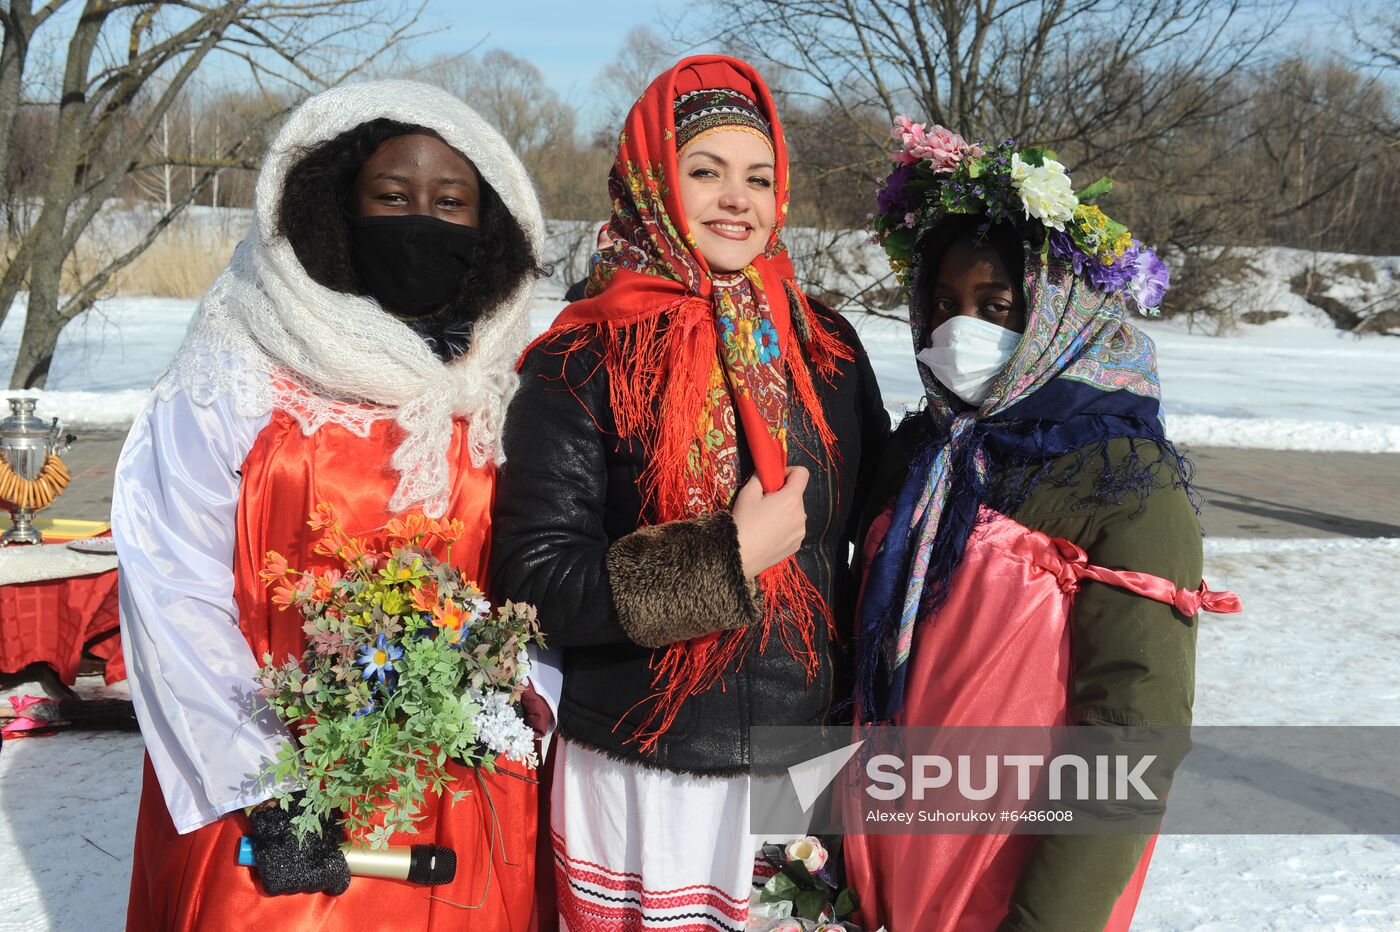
[347,214,481,318]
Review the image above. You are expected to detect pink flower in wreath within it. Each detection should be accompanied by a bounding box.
[891,115,972,172]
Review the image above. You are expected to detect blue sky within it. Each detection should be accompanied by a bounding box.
[411,0,687,124]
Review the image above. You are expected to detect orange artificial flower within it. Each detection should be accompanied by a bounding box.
[271,583,298,608]
[411,581,440,613]
[311,575,334,603]
[385,513,433,543]
[308,502,339,531]
[313,525,348,560]
[338,536,370,564]
[432,604,466,643]
[259,550,289,584]
[434,518,468,545]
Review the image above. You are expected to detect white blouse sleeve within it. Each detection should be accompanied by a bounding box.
[113,391,291,834]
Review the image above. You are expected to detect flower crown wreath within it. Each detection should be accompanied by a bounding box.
[871,116,1168,316]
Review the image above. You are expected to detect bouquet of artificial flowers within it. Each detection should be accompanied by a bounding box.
[253,503,544,848]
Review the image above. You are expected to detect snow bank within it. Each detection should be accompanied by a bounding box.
[3,390,151,430]
[1204,536,1400,556]
[1169,415,1400,453]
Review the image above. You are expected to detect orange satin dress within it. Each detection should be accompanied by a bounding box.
[125,410,538,932]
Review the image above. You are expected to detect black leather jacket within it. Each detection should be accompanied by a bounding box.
[490,303,889,773]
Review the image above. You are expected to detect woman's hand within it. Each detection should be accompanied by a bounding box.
[732,466,810,579]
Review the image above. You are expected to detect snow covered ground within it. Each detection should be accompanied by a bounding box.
[3,540,1397,931]
[2,283,1398,452]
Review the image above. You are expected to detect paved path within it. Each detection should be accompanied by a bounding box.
[1182,445,1400,538]
[15,430,1400,540]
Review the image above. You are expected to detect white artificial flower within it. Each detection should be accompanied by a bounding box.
[1010,153,1078,230]
[464,595,491,622]
[463,687,538,765]
[785,836,829,872]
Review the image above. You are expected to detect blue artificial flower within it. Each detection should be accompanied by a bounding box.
[357,634,403,685]
[754,318,781,365]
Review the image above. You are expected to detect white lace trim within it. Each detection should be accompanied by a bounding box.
[153,80,544,517]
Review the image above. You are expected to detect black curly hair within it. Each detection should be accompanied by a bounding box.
[277,118,546,358]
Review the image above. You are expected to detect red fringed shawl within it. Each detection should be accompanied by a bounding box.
[522,55,851,752]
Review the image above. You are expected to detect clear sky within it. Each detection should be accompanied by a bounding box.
[410,0,688,126]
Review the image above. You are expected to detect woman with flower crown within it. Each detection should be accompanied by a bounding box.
[113,81,560,930]
[842,119,1241,931]
[490,56,889,930]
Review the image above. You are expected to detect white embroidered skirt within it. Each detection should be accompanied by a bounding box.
[552,738,756,931]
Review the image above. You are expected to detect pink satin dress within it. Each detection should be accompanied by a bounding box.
[845,508,1239,932]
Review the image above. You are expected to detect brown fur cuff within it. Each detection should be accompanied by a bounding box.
[606,512,762,649]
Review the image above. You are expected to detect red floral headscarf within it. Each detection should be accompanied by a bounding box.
[528,55,851,751]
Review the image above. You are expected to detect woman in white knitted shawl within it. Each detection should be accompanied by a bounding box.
[113,80,560,931]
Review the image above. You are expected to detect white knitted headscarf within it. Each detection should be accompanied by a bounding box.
[155,80,544,517]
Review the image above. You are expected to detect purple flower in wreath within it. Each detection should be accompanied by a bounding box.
[876,163,918,216]
[1082,240,1140,293]
[357,633,402,685]
[755,318,781,364]
[1128,243,1170,311]
[1048,229,1091,275]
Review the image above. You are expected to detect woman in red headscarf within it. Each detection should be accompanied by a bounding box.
[491,57,889,929]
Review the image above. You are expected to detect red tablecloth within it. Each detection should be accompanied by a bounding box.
[0,568,125,684]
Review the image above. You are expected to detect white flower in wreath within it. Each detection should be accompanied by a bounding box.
[785,836,829,872]
[1010,153,1078,230]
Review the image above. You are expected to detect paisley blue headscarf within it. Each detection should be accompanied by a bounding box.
[854,237,1188,722]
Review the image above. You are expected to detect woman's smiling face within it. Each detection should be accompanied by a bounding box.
[677,129,777,274]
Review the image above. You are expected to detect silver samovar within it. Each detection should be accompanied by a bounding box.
[1,397,75,545]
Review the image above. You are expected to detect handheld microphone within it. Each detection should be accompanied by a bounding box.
[237,836,457,885]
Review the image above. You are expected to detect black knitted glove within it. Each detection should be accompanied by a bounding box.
[247,797,351,896]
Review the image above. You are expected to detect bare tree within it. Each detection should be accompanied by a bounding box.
[598,25,677,126]
[707,0,1293,237]
[1352,4,1400,73]
[0,1,424,389]
[714,1,1288,150]
[1350,5,1400,147]
[402,49,612,221]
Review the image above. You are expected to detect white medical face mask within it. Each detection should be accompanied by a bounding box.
[915,316,1022,406]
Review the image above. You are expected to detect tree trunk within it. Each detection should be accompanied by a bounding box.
[0,0,35,203]
[9,261,62,389]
